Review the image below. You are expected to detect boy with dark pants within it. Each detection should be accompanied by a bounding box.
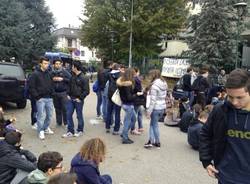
[199,69,250,184]
[62,61,89,138]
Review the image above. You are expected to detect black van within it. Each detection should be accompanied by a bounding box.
[0,62,27,108]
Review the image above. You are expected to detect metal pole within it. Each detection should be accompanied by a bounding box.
[236,12,239,69]
[128,0,133,68]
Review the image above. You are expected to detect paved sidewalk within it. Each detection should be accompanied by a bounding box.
[6,90,216,184]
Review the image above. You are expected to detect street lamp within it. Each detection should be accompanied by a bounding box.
[233,2,247,69]
[128,0,134,68]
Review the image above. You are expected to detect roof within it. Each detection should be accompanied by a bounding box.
[53,27,81,39]
[159,40,189,57]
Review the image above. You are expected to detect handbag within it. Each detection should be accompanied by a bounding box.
[111,89,122,106]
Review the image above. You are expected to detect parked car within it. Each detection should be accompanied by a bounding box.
[0,62,27,108]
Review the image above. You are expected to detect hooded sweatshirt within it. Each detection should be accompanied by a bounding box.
[147,78,167,114]
[27,169,48,184]
[71,153,111,184]
[217,104,250,183]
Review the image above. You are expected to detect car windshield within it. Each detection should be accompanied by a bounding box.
[0,65,24,78]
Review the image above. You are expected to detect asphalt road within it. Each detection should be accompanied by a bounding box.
[3,90,216,184]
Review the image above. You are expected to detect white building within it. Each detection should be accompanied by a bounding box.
[53,27,99,63]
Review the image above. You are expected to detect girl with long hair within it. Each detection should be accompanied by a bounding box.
[144,70,167,149]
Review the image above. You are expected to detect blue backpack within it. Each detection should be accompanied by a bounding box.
[92,80,99,93]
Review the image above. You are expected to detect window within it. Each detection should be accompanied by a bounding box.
[81,51,85,56]
[68,39,72,47]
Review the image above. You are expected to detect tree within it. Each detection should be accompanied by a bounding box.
[187,0,237,67]
[0,0,31,62]
[81,0,187,64]
[0,0,55,66]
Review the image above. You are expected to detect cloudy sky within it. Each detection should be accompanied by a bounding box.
[45,0,84,28]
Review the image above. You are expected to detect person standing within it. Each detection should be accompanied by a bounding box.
[51,59,71,127]
[199,69,250,184]
[29,57,54,140]
[62,61,89,138]
[144,70,167,149]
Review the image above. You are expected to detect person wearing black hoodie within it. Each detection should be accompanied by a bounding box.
[199,69,250,184]
[0,132,37,184]
[187,111,208,150]
[51,59,71,127]
[29,57,54,140]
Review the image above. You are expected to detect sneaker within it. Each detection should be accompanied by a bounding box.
[62,132,74,138]
[131,129,141,135]
[96,116,103,120]
[106,129,111,133]
[44,127,54,134]
[31,123,38,130]
[39,131,45,140]
[153,143,161,149]
[138,128,144,132]
[74,131,83,137]
[122,138,134,144]
[144,140,153,148]
[112,131,119,135]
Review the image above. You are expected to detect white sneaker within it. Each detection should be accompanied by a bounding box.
[96,116,103,120]
[39,131,45,140]
[74,131,83,137]
[31,123,37,130]
[62,132,74,138]
[44,127,54,134]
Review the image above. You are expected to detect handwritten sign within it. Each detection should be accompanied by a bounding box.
[161,58,190,78]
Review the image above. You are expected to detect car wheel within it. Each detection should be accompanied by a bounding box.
[16,99,27,109]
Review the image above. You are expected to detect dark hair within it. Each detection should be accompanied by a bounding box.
[39,56,49,64]
[187,67,193,73]
[225,69,250,92]
[5,131,22,145]
[112,63,120,70]
[120,68,135,83]
[48,173,77,184]
[53,58,62,64]
[134,67,140,73]
[37,152,63,173]
[72,61,82,71]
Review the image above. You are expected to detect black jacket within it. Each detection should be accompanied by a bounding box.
[199,102,228,168]
[107,71,120,100]
[51,68,71,93]
[192,75,210,93]
[133,76,145,106]
[69,72,90,101]
[98,68,111,90]
[117,77,136,105]
[0,141,37,184]
[29,68,54,100]
[182,73,192,91]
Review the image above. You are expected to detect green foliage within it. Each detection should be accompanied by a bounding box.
[0,0,55,66]
[187,0,247,67]
[81,0,187,65]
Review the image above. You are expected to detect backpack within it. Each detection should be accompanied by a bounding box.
[92,80,99,93]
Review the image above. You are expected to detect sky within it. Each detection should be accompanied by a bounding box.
[45,0,84,28]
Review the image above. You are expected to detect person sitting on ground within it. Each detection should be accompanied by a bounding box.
[0,106,19,138]
[21,151,63,184]
[47,173,77,184]
[71,138,112,184]
[179,104,202,133]
[188,111,209,150]
[179,97,190,118]
[0,131,37,184]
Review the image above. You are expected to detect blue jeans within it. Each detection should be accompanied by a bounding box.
[36,98,53,133]
[96,90,103,116]
[102,92,108,121]
[122,104,136,140]
[106,99,121,132]
[131,105,143,130]
[149,109,164,143]
[67,98,84,134]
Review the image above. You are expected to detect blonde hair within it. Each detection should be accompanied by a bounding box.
[80,138,106,165]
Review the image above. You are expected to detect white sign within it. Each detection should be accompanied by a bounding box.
[161,58,190,78]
